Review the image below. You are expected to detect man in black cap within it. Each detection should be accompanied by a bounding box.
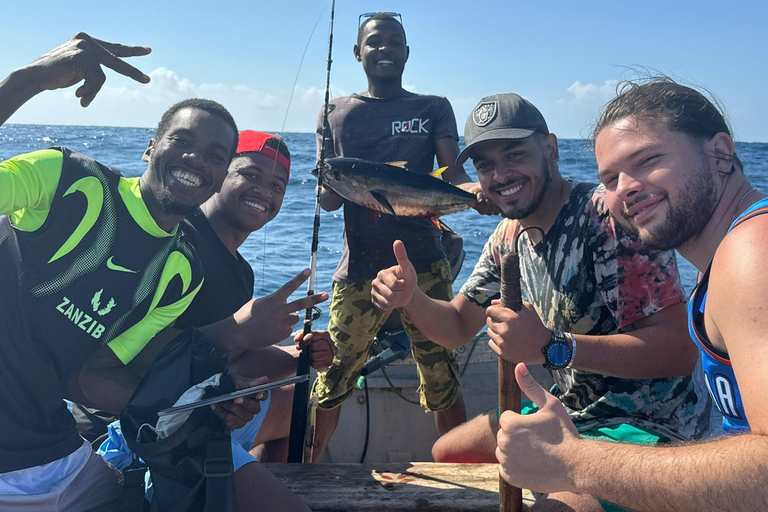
[372,93,710,511]
[496,78,768,512]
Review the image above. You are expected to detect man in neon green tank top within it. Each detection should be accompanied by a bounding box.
[0,34,321,511]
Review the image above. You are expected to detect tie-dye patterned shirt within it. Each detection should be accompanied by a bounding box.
[460,182,710,440]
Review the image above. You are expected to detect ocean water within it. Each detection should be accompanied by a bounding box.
[3,124,767,329]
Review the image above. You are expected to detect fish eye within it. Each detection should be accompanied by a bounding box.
[332,169,341,180]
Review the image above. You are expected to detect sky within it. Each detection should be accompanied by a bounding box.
[2,0,766,141]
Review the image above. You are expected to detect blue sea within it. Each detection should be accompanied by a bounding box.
[3,124,767,329]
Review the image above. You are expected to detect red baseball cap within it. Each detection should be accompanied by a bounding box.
[236,130,291,177]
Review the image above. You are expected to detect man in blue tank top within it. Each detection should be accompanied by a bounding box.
[495,78,768,510]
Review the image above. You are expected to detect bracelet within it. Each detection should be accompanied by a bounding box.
[565,332,577,368]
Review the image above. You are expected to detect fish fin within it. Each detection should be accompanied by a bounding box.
[430,217,441,230]
[429,166,448,178]
[370,191,398,217]
[385,161,409,169]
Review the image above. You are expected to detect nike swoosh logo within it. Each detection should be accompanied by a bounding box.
[107,256,139,274]
[48,177,104,263]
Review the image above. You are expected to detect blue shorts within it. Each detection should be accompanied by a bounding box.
[99,389,271,475]
[230,389,271,469]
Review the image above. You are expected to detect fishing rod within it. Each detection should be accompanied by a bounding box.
[287,0,336,464]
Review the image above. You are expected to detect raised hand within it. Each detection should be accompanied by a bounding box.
[233,269,329,348]
[23,32,151,107]
[486,299,550,365]
[371,240,418,312]
[294,330,336,370]
[496,363,581,493]
[211,375,268,430]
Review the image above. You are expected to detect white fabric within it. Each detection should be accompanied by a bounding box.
[142,373,222,440]
[0,439,91,495]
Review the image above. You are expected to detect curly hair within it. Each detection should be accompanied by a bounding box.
[592,77,742,172]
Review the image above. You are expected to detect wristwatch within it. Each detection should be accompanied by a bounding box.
[542,329,573,369]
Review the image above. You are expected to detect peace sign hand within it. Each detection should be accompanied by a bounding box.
[234,269,329,349]
[23,32,151,107]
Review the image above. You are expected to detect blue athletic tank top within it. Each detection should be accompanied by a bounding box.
[688,197,768,434]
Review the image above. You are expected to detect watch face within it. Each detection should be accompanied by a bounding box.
[546,342,571,368]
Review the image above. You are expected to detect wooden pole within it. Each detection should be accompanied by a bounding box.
[499,252,523,512]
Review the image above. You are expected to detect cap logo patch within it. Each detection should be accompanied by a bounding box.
[473,101,497,127]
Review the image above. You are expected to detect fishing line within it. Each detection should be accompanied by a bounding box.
[257,1,331,298]
[288,0,336,463]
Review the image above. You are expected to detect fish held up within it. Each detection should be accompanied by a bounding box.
[313,157,477,218]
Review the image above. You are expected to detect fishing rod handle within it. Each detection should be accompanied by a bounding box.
[499,251,523,512]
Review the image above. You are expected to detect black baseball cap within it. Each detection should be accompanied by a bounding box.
[457,93,549,165]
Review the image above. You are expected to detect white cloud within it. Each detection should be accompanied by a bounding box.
[9,68,344,133]
[540,79,622,139]
[561,80,619,105]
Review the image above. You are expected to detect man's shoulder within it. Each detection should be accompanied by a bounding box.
[400,90,452,106]
[712,201,768,284]
[179,210,218,266]
[563,181,611,225]
[57,146,123,179]
[180,209,208,235]
[569,181,602,204]
[328,94,361,107]
[485,217,520,256]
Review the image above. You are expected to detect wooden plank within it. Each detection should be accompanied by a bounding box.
[266,463,535,512]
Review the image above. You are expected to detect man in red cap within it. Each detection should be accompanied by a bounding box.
[175,130,336,463]
[73,130,334,510]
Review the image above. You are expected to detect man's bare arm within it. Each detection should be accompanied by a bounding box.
[572,303,696,377]
[66,345,140,414]
[371,240,486,348]
[318,183,344,211]
[497,365,768,511]
[0,33,150,126]
[435,136,472,186]
[572,435,768,512]
[487,302,696,378]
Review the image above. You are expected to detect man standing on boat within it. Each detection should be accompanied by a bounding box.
[311,12,495,461]
[496,79,768,511]
[372,92,710,511]
[0,35,323,511]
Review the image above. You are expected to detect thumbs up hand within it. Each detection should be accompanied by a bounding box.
[371,240,418,312]
[496,363,582,493]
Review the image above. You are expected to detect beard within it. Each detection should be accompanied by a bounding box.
[622,159,718,251]
[146,174,198,217]
[145,184,200,218]
[497,159,553,219]
[143,159,208,219]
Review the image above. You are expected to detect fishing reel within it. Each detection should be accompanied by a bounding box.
[311,160,339,187]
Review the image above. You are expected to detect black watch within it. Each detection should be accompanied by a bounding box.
[542,329,572,369]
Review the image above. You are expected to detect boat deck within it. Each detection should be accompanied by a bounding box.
[267,462,535,511]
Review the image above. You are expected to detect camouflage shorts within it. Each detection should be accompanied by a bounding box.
[313,259,461,412]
